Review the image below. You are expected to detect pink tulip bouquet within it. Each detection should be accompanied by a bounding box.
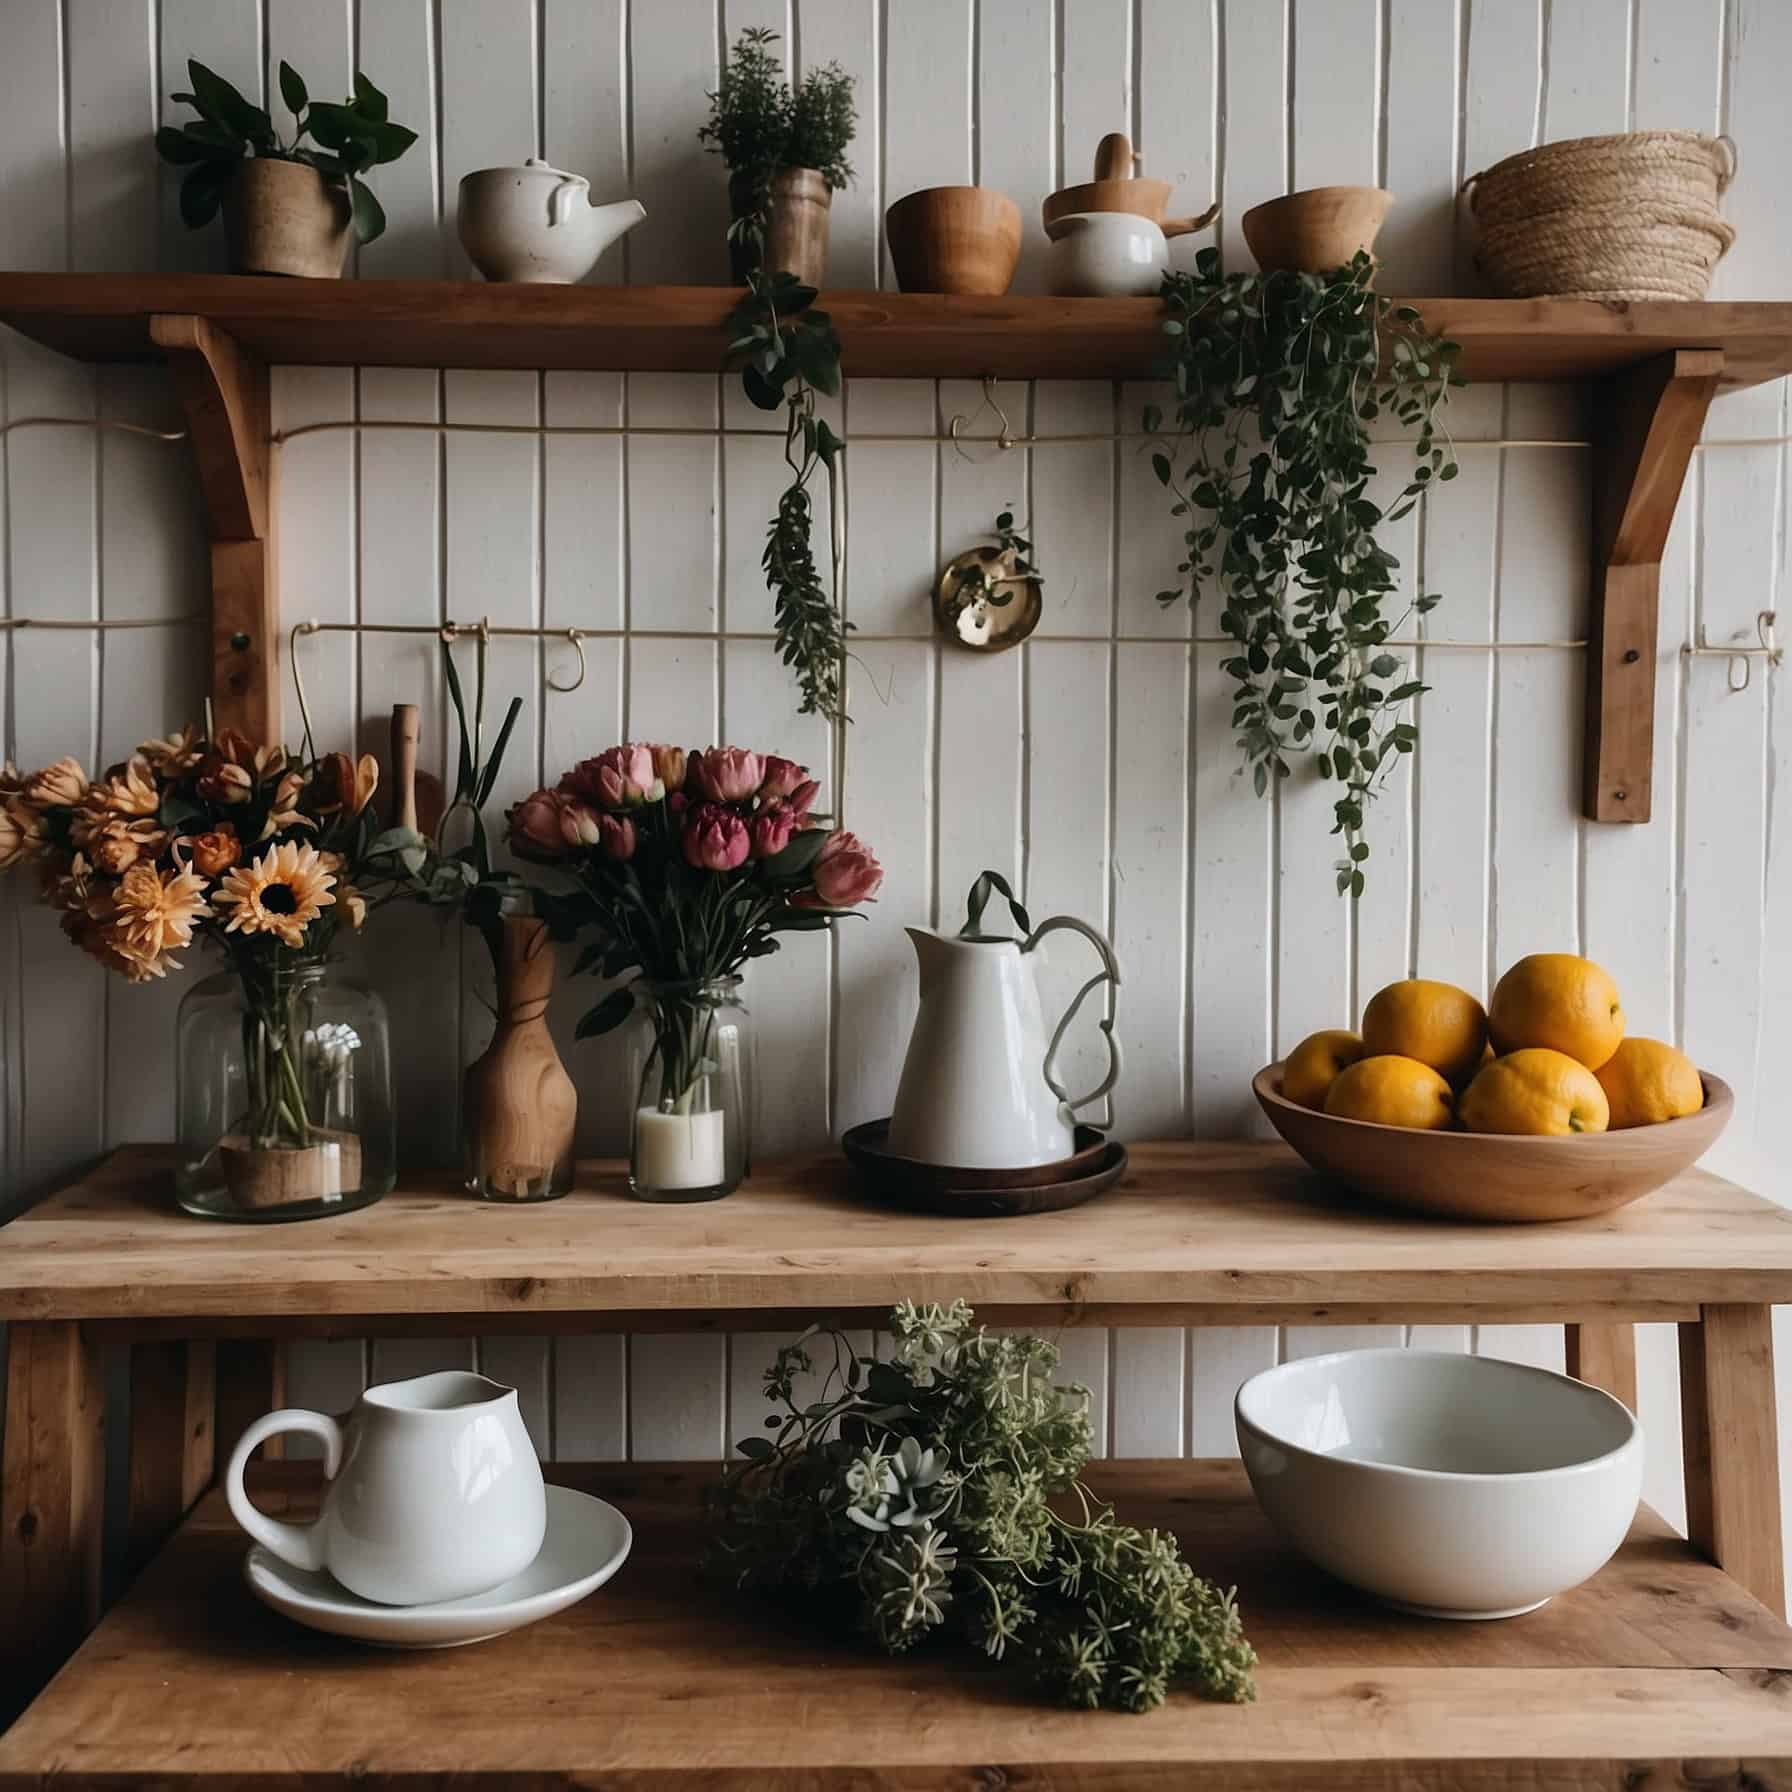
[509,743,881,1119]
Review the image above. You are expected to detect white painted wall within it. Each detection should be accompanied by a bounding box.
[2,0,1790,1545]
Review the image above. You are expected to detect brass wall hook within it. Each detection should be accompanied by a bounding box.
[1683,608,1781,693]
[547,627,588,694]
[948,377,1018,461]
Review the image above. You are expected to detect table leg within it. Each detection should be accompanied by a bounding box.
[125,1340,216,1581]
[1679,1302,1785,1616]
[1565,1321,1638,1411]
[216,1339,286,1464]
[0,1321,105,1718]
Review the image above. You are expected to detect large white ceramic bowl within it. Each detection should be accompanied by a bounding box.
[1235,1349,1643,1619]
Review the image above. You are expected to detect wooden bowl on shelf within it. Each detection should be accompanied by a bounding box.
[1241,185,1394,273]
[885,186,1022,295]
[1252,1063,1733,1223]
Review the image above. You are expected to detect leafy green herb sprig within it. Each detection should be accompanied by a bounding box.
[1146,250,1461,895]
[155,58,416,243]
[709,1301,1256,1713]
[725,271,851,722]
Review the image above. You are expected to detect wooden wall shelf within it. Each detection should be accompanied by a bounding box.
[3,273,1789,814]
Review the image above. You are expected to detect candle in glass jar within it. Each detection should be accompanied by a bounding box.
[635,1107,726,1189]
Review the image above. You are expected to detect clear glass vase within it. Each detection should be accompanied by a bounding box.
[626,976,754,1203]
[175,954,396,1222]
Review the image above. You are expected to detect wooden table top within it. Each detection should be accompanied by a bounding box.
[2,1459,1788,1788]
[3,1142,1791,1327]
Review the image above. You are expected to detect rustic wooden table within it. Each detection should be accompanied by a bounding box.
[2,1140,1789,1784]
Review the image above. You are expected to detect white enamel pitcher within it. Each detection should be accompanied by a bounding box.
[226,1370,546,1606]
[887,918,1122,1168]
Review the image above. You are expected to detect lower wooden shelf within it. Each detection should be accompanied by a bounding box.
[3,1460,1790,1787]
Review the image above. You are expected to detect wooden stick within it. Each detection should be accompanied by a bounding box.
[389,703,419,831]
[1565,1321,1638,1412]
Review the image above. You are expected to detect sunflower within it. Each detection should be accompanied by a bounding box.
[213,840,336,949]
[109,861,210,974]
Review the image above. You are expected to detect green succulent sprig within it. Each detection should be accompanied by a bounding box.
[709,1301,1256,1713]
[1146,250,1462,895]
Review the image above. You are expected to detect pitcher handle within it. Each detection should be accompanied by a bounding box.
[1022,915,1123,1121]
[225,1408,344,1573]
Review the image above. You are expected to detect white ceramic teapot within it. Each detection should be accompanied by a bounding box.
[457,158,646,283]
[225,1369,546,1606]
[887,918,1122,1169]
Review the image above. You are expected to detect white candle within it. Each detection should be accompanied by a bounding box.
[635,1107,726,1189]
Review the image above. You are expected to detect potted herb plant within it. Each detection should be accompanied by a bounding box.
[699,28,856,285]
[155,58,417,277]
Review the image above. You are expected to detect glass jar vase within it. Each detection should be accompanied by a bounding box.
[175,954,396,1222]
[625,976,754,1202]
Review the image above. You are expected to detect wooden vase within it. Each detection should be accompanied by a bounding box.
[463,917,578,1201]
[764,168,832,285]
[223,158,353,278]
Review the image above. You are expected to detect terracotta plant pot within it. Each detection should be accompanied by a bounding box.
[763,167,832,285]
[1241,185,1394,274]
[885,186,1022,295]
[463,915,578,1202]
[224,157,353,278]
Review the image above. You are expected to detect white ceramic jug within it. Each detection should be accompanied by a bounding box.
[457,158,646,283]
[887,919,1122,1168]
[226,1370,546,1606]
[1045,211,1169,295]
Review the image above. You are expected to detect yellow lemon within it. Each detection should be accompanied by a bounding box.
[1361,979,1489,1086]
[1282,1029,1367,1110]
[1488,953,1626,1070]
[1322,1055,1455,1130]
[1594,1037,1705,1130]
[1457,1048,1610,1135]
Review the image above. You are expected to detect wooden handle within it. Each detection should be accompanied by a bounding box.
[1162,201,1221,239]
[1093,132,1134,181]
[389,703,419,832]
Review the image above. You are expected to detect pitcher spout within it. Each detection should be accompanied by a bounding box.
[588,198,647,251]
[906,925,958,999]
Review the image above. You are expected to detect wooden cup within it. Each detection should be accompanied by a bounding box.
[885,186,1022,295]
[1241,186,1395,274]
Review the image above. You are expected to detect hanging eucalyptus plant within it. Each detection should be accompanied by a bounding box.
[724,271,850,723]
[1145,250,1461,895]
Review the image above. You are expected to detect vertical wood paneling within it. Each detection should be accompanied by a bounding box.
[554,1336,628,1459]
[1379,0,1458,294]
[440,0,539,281]
[976,0,1054,291]
[1031,383,1112,638]
[67,0,160,274]
[1458,0,1539,287]
[159,0,263,270]
[479,1335,551,1454]
[356,0,443,279]
[795,0,878,288]
[1112,1330,1183,1457]
[1219,0,1288,272]
[1633,0,1721,131]
[631,0,724,284]
[881,0,971,287]
[544,0,629,282]
[1061,0,1130,202]
[628,373,720,634]
[282,1339,364,1458]
[844,380,934,636]
[1291,0,1378,188]
[1541,0,1632,139]
[1137,0,1215,275]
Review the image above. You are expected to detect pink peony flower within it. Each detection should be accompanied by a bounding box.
[785,777,821,818]
[689,746,765,804]
[648,744,688,793]
[598,813,637,862]
[559,799,602,848]
[562,743,660,810]
[682,801,751,872]
[808,829,884,907]
[749,804,799,861]
[509,788,570,860]
[757,755,809,801]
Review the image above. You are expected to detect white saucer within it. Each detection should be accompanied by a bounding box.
[243,1484,632,1648]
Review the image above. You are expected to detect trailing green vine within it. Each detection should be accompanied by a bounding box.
[1146,250,1462,895]
[725,271,850,722]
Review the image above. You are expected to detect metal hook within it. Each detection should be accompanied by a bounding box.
[947,377,1018,461]
[547,627,588,694]
[1684,608,1782,693]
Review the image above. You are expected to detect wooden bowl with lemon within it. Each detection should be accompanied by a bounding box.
[1253,957,1733,1223]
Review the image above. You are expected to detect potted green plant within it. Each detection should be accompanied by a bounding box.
[699,28,855,285]
[155,59,416,277]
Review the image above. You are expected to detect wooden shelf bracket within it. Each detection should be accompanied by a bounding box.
[147,313,276,740]
[1583,347,1723,822]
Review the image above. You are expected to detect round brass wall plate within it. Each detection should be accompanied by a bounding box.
[934,545,1043,652]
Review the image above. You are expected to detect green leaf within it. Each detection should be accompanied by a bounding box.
[1151,452,1172,487]
[178,161,234,229]
[735,1435,776,1461]
[349,174,386,243]
[352,71,390,122]
[575,986,637,1039]
[441,641,476,803]
[185,59,273,148]
[155,125,233,166]
[278,60,308,118]
[474,697,525,809]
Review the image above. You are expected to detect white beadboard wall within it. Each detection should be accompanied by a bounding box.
[3,0,1791,1539]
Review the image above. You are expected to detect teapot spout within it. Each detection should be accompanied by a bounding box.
[588,198,647,251]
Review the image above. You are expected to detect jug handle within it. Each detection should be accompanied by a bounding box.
[225,1407,344,1573]
[548,173,590,228]
[1022,915,1123,1123]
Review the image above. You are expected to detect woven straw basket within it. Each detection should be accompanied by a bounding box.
[1466,130,1736,301]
